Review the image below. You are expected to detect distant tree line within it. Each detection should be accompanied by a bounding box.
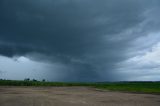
[24,78,46,82]
[0,78,46,82]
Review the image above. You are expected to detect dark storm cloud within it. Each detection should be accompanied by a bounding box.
[0,0,160,81]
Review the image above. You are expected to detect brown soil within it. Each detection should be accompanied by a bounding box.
[0,86,159,106]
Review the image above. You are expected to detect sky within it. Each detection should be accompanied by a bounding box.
[0,0,160,82]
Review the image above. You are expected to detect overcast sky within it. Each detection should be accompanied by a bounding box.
[0,0,160,82]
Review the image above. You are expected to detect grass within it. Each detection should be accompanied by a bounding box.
[93,82,160,94]
[0,79,160,94]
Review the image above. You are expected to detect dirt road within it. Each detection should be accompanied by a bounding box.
[0,86,159,106]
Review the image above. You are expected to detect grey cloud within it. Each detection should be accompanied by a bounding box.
[0,0,160,81]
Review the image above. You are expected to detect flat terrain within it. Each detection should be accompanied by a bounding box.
[0,86,160,106]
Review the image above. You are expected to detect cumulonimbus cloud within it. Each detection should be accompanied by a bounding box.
[0,0,160,81]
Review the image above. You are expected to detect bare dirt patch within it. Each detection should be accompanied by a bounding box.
[0,86,159,106]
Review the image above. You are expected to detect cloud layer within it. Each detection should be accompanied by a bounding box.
[0,0,160,81]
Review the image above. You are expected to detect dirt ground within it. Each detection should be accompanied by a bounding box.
[0,86,160,106]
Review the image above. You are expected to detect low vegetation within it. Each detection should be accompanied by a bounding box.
[94,82,160,94]
[0,79,160,94]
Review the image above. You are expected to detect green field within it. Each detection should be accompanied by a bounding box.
[0,79,160,94]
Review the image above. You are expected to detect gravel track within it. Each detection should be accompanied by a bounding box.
[0,86,160,106]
